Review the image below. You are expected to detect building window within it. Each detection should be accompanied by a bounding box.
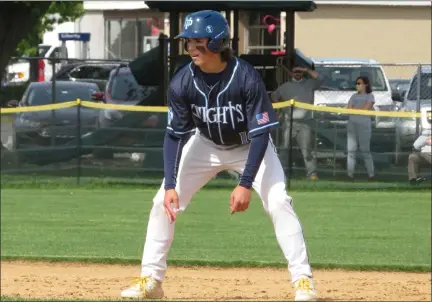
[245,12,283,55]
[140,18,164,52]
[105,14,165,60]
[120,19,138,60]
[106,19,122,59]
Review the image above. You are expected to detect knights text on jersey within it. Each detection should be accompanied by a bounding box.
[166,57,279,146]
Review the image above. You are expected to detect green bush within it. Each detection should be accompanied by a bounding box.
[0,82,29,107]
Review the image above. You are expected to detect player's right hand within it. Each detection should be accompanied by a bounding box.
[164,189,179,224]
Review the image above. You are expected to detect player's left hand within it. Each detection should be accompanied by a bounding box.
[230,185,252,214]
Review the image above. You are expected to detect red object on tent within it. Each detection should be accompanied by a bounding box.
[262,15,280,33]
[151,25,160,36]
[147,18,162,36]
[271,50,286,56]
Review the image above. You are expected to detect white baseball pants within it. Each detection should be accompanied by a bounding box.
[140,132,313,283]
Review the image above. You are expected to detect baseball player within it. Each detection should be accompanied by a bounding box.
[121,10,317,302]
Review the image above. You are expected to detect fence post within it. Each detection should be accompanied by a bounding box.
[76,98,82,186]
[287,99,295,189]
[415,64,422,137]
[332,123,337,177]
[159,34,169,105]
[51,57,57,147]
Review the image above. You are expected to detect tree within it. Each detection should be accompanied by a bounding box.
[0,1,84,81]
[15,2,85,57]
[0,1,84,151]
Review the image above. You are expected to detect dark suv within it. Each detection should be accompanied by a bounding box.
[53,61,126,91]
[92,66,165,159]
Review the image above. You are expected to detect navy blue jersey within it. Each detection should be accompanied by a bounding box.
[166,57,279,146]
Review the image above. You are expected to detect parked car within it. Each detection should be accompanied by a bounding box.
[395,65,432,164]
[53,61,125,90]
[389,78,411,99]
[9,81,102,149]
[6,44,64,84]
[92,66,162,159]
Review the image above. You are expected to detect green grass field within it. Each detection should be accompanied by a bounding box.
[1,188,431,272]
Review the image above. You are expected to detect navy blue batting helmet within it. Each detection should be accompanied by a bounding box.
[175,10,231,53]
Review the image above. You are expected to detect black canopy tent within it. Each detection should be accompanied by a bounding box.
[129,1,317,103]
[145,1,316,74]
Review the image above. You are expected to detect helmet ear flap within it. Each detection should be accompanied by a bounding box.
[207,39,218,53]
[207,38,229,53]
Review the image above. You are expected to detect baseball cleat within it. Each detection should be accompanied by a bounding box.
[121,276,164,299]
[294,276,318,301]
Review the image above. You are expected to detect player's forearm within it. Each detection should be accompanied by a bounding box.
[239,132,270,189]
[163,132,185,190]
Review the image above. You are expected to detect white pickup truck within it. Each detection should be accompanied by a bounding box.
[312,57,400,129]
[310,58,402,160]
[6,44,68,84]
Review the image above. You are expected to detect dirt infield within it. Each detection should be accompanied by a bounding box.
[1,261,431,301]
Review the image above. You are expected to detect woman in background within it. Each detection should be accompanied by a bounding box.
[346,76,375,180]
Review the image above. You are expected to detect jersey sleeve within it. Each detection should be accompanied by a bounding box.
[166,85,195,139]
[245,79,279,137]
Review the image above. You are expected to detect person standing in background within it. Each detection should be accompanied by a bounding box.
[407,131,431,185]
[272,65,322,180]
[346,76,375,180]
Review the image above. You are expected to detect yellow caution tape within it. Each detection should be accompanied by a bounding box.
[293,101,420,118]
[0,101,77,113]
[0,98,421,118]
[80,101,169,112]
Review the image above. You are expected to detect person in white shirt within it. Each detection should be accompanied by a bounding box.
[271,65,322,180]
[408,130,431,185]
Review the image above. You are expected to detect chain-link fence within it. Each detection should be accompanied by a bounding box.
[1,59,431,189]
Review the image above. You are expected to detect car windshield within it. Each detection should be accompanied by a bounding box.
[38,46,51,57]
[27,85,99,106]
[108,72,146,102]
[315,65,388,91]
[406,73,432,100]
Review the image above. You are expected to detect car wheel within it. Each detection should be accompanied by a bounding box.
[92,147,114,159]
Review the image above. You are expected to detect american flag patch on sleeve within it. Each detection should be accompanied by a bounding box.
[256,112,269,125]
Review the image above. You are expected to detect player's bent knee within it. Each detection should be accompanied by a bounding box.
[152,193,188,214]
[267,196,293,214]
[264,186,294,214]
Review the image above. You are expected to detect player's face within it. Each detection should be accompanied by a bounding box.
[186,38,219,67]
